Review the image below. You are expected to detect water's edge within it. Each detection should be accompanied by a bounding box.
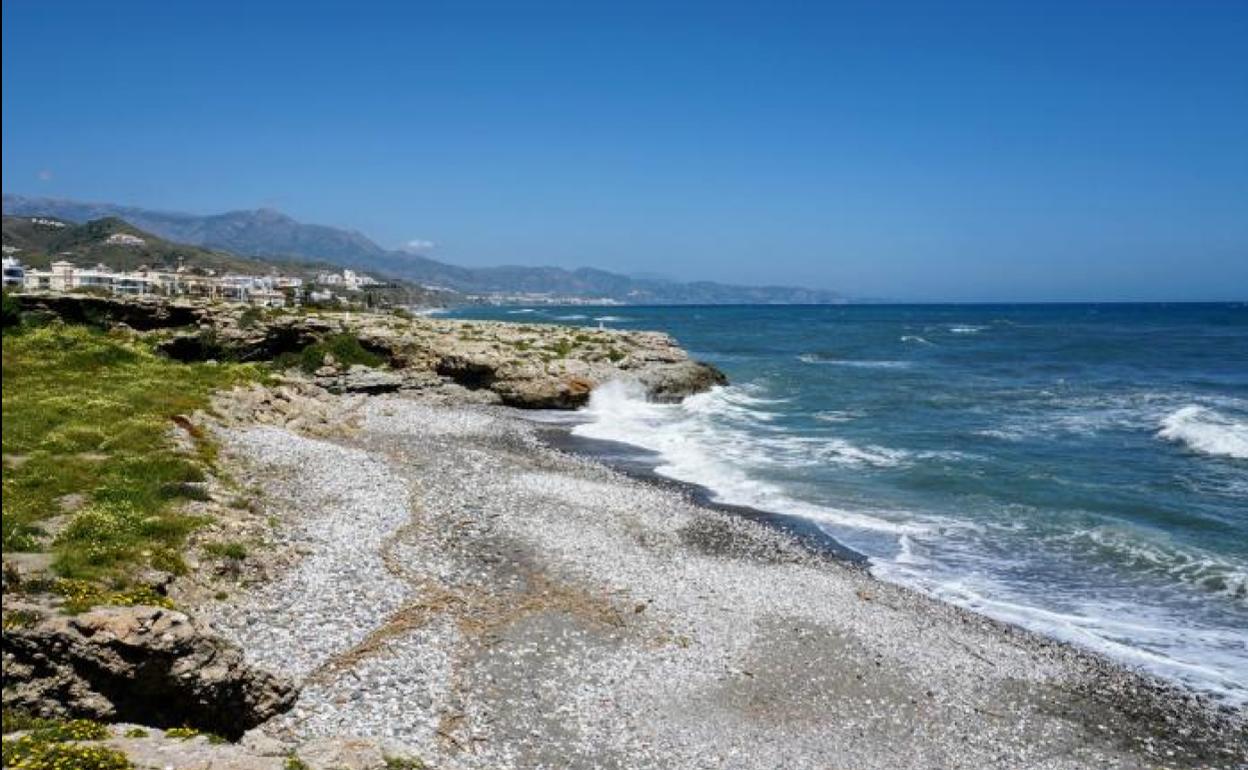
[537,426,868,565]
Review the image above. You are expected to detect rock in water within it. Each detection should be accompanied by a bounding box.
[1,605,297,738]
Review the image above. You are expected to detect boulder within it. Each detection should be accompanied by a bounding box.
[1,605,297,739]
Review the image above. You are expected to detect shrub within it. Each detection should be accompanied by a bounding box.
[2,609,41,629]
[237,306,264,329]
[1,736,132,770]
[204,541,248,560]
[1,291,20,329]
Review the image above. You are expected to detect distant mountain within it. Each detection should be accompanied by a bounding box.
[1,214,321,276]
[3,195,844,304]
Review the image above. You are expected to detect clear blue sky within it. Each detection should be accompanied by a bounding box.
[3,0,1246,301]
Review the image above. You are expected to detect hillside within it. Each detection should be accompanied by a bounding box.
[4,195,845,304]
[2,215,457,307]
[2,215,322,276]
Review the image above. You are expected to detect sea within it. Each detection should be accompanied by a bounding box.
[443,303,1248,705]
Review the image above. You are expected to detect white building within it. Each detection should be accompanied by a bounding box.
[316,269,379,290]
[104,233,146,246]
[2,257,25,288]
[11,258,300,306]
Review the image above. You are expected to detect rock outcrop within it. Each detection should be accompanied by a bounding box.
[2,604,297,739]
[14,292,729,408]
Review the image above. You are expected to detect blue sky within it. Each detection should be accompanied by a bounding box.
[3,1,1246,301]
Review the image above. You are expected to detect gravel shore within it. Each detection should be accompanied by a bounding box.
[208,395,1246,770]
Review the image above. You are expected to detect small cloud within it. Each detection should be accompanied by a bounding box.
[401,238,436,254]
[37,169,54,181]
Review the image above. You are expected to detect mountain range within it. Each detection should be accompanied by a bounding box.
[3,195,843,304]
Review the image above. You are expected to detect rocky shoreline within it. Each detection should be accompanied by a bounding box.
[202,389,1244,768]
[3,296,1246,769]
[12,293,727,408]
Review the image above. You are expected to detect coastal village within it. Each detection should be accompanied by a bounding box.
[2,254,382,308]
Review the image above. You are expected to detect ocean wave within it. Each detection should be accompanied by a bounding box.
[817,438,909,467]
[949,325,986,334]
[593,315,629,322]
[974,428,1026,441]
[1056,526,1248,602]
[814,410,864,423]
[797,354,910,368]
[900,335,933,345]
[554,314,588,320]
[903,576,1248,704]
[1157,405,1248,459]
[572,381,921,534]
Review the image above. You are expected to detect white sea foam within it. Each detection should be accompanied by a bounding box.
[797,354,910,368]
[949,325,986,334]
[572,381,921,534]
[814,410,864,423]
[507,308,538,314]
[1158,406,1248,459]
[593,315,629,322]
[900,335,933,345]
[554,314,588,320]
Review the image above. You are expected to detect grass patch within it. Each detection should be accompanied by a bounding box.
[272,332,384,374]
[1,736,132,770]
[2,322,261,592]
[284,753,311,770]
[236,306,265,329]
[53,579,177,614]
[543,338,575,358]
[0,713,129,770]
[2,608,41,630]
[203,541,248,560]
[162,726,224,743]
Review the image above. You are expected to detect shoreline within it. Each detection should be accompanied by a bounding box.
[536,425,869,566]
[533,415,1247,715]
[201,393,1244,768]
[531,409,1248,718]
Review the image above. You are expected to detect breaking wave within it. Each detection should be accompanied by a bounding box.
[572,381,920,534]
[1158,406,1248,460]
[798,354,910,368]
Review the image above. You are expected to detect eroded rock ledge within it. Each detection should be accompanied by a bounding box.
[2,604,297,739]
[14,293,728,408]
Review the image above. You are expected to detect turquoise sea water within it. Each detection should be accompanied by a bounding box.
[445,304,1248,704]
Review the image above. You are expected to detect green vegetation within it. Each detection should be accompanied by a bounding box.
[122,728,148,739]
[2,608,41,629]
[203,540,248,560]
[544,338,576,358]
[3,710,59,735]
[236,306,265,329]
[284,753,311,770]
[0,713,130,770]
[384,757,428,769]
[273,332,384,374]
[162,726,225,743]
[2,291,20,328]
[2,322,261,598]
[50,580,177,614]
[1,735,132,770]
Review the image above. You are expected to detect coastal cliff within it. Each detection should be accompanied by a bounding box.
[13,293,727,408]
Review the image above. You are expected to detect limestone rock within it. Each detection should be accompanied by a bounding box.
[1,605,297,738]
[19,293,730,409]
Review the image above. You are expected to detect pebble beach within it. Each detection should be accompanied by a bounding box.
[205,394,1247,770]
